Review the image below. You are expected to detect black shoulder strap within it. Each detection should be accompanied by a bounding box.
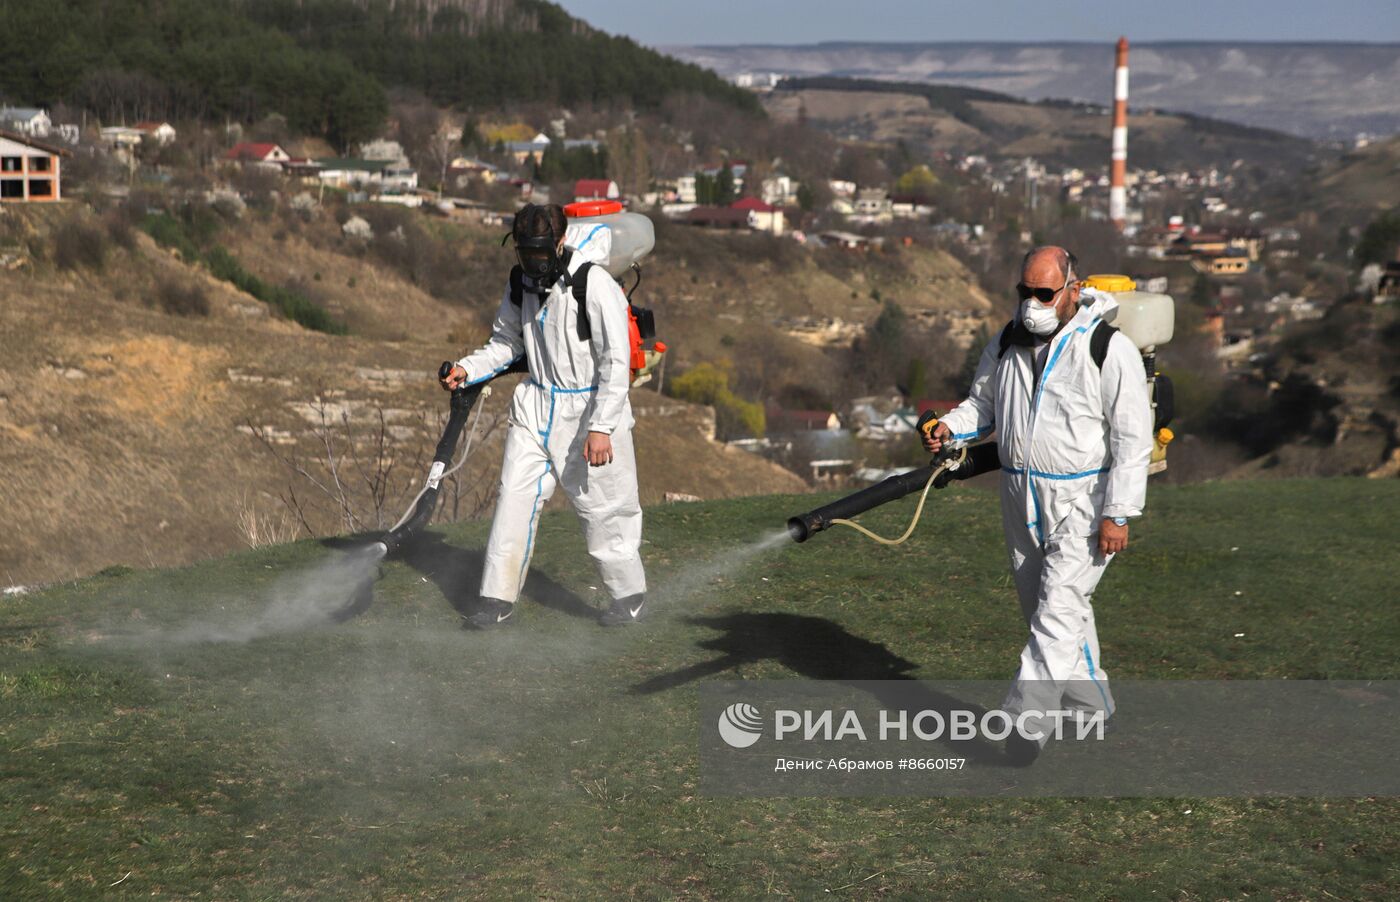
[997,319,1036,358]
[1090,321,1118,370]
[997,320,1014,358]
[509,265,524,307]
[571,261,593,341]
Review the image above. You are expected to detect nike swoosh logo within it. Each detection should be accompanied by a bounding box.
[497,610,512,622]
[628,604,643,618]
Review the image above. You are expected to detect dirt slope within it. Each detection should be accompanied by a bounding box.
[0,207,805,585]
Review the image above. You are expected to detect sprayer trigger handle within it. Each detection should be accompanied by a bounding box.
[438,361,455,381]
[916,409,941,440]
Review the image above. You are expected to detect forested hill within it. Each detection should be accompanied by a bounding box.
[0,0,759,148]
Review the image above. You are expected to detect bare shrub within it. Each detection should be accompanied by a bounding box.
[53,220,108,271]
[235,494,301,548]
[247,394,506,538]
[156,278,211,317]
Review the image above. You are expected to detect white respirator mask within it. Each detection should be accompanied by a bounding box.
[1020,299,1062,337]
[1018,270,1074,337]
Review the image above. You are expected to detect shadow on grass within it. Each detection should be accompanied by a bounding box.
[320,532,596,623]
[634,611,1003,764]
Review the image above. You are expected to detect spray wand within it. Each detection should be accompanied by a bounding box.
[786,413,1001,544]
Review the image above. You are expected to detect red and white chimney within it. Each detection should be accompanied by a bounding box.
[1109,36,1129,229]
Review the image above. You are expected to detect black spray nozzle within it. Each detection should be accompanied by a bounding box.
[787,466,940,543]
[785,444,1003,544]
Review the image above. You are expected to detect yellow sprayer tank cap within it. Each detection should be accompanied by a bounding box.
[1083,274,1137,292]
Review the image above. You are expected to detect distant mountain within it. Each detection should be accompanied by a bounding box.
[767,77,1320,174]
[665,42,1400,139]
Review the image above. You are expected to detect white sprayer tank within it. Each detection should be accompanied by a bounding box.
[1084,274,1174,351]
[563,200,655,278]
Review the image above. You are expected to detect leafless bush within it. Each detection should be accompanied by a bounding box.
[156,277,210,316]
[247,394,506,539]
[53,220,108,271]
[235,494,301,548]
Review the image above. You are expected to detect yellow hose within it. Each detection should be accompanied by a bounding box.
[828,448,966,546]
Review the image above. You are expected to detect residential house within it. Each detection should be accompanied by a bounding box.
[685,206,753,230]
[730,197,783,234]
[316,158,418,191]
[766,402,842,434]
[446,156,499,188]
[850,188,893,225]
[505,132,552,165]
[818,231,875,250]
[1191,252,1250,277]
[761,175,796,206]
[1376,258,1400,301]
[358,139,406,161]
[0,131,70,203]
[99,126,145,153]
[828,179,857,198]
[280,158,324,183]
[224,142,291,169]
[889,194,934,220]
[574,179,620,203]
[0,108,51,138]
[675,174,697,204]
[133,121,177,146]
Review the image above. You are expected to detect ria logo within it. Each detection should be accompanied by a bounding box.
[717,702,763,748]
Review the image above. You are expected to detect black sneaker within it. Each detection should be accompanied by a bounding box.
[599,594,645,626]
[1005,732,1042,767]
[464,598,516,630]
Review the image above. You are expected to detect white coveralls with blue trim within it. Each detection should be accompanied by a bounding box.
[455,237,646,606]
[939,288,1152,735]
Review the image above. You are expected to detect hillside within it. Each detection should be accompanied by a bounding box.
[1,481,1397,896]
[764,77,1321,173]
[0,0,758,149]
[1315,135,1400,213]
[668,41,1400,139]
[0,204,811,586]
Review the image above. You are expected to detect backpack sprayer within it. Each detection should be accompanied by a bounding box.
[339,203,663,613]
[786,275,1176,545]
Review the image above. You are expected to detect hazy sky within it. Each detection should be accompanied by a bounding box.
[554,0,1400,46]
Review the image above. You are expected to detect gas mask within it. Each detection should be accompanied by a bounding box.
[515,233,565,289]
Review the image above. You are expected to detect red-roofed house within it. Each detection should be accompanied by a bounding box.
[574,179,619,203]
[730,196,784,234]
[133,121,177,146]
[224,142,290,169]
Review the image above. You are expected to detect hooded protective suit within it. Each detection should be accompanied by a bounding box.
[939,287,1152,733]
[455,246,645,605]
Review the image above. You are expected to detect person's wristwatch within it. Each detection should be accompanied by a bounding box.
[1110,516,1128,527]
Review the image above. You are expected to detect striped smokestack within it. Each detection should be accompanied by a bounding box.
[1109,36,1129,229]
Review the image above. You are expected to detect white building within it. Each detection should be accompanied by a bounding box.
[133,121,177,146]
[0,108,51,138]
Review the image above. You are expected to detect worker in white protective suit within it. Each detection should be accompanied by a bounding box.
[441,204,646,628]
[924,246,1153,765]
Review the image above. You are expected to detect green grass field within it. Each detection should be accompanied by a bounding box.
[2,479,1398,899]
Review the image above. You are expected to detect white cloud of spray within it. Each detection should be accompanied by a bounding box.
[115,546,387,646]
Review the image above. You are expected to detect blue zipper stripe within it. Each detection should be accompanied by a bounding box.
[575,224,606,251]
[952,424,993,441]
[1004,466,1109,480]
[1024,315,1103,544]
[466,355,523,386]
[1084,641,1113,716]
[519,389,556,590]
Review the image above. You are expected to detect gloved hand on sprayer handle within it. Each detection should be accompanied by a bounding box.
[437,361,613,467]
[918,409,953,456]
